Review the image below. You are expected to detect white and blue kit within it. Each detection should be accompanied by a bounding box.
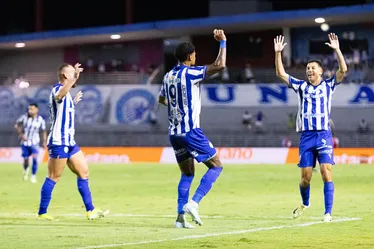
[289,74,339,167]
[47,83,80,159]
[160,65,216,163]
[16,114,46,158]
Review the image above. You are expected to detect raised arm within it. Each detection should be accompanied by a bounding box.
[274,35,290,85]
[206,29,227,76]
[55,63,84,101]
[325,33,347,83]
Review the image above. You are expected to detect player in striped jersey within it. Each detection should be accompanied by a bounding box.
[158,29,226,228]
[37,63,108,221]
[274,33,347,222]
[14,103,46,183]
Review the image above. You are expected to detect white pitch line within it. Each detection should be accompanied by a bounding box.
[0,213,356,221]
[75,217,361,249]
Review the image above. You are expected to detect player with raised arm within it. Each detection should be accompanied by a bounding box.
[37,63,108,220]
[158,29,226,228]
[274,33,347,222]
[15,103,47,183]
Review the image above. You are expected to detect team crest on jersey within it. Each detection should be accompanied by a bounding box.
[116,89,156,125]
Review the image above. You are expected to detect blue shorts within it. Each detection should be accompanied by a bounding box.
[21,145,39,158]
[299,130,334,168]
[48,144,80,159]
[169,128,217,163]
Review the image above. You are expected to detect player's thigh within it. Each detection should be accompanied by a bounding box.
[169,135,193,164]
[185,129,218,167]
[47,158,67,181]
[21,145,32,158]
[67,150,89,179]
[299,132,317,168]
[31,146,39,159]
[178,158,195,176]
[316,131,334,165]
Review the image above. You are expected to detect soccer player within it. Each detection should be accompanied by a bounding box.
[158,29,226,228]
[37,63,108,220]
[274,33,347,222]
[14,103,47,183]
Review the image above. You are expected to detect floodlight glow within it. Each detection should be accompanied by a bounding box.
[15,43,25,48]
[110,34,121,40]
[315,17,325,24]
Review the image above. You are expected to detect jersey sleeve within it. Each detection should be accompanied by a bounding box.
[187,66,207,84]
[40,118,46,130]
[159,82,166,97]
[288,75,304,92]
[326,74,339,91]
[52,85,63,103]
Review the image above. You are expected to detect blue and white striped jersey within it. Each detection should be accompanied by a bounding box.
[16,114,46,146]
[289,74,339,132]
[160,65,207,135]
[47,83,76,146]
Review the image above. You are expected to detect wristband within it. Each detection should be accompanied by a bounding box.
[220,40,226,48]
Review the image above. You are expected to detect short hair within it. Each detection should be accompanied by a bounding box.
[57,63,72,79]
[307,59,323,69]
[29,103,38,108]
[174,42,195,62]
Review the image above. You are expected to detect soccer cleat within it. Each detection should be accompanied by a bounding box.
[292,204,310,219]
[183,202,203,226]
[86,208,109,220]
[30,175,37,184]
[174,214,195,229]
[323,213,332,222]
[23,169,30,181]
[37,213,54,221]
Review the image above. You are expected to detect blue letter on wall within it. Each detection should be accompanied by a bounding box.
[258,85,288,103]
[206,85,235,103]
[349,86,374,104]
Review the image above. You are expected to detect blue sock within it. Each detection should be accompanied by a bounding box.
[32,158,38,175]
[192,167,223,204]
[38,178,56,215]
[77,178,95,212]
[177,174,194,214]
[324,182,334,215]
[299,185,310,206]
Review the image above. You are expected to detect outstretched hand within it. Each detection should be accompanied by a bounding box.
[325,33,340,50]
[274,35,287,52]
[74,91,83,104]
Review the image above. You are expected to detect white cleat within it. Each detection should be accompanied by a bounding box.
[174,214,195,229]
[23,169,29,181]
[323,213,332,222]
[30,175,37,184]
[292,204,310,219]
[183,201,203,226]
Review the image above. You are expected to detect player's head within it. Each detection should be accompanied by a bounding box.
[306,60,323,83]
[28,103,38,117]
[58,63,77,87]
[175,42,196,66]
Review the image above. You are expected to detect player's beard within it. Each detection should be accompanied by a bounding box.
[72,83,77,88]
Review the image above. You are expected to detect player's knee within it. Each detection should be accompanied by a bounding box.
[47,173,61,182]
[320,164,332,182]
[76,169,89,179]
[204,156,222,168]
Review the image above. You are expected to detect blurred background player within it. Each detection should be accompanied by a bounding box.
[37,63,108,221]
[14,103,46,183]
[158,29,227,228]
[274,33,347,222]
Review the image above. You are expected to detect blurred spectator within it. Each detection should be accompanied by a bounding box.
[288,113,296,129]
[221,67,230,82]
[98,62,106,73]
[281,137,292,147]
[243,63,255,83]
[87,56,94,72]
[358,118,369,133]
[242,110,253,130]
[332,136,340,148]
[254,111,264,132]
